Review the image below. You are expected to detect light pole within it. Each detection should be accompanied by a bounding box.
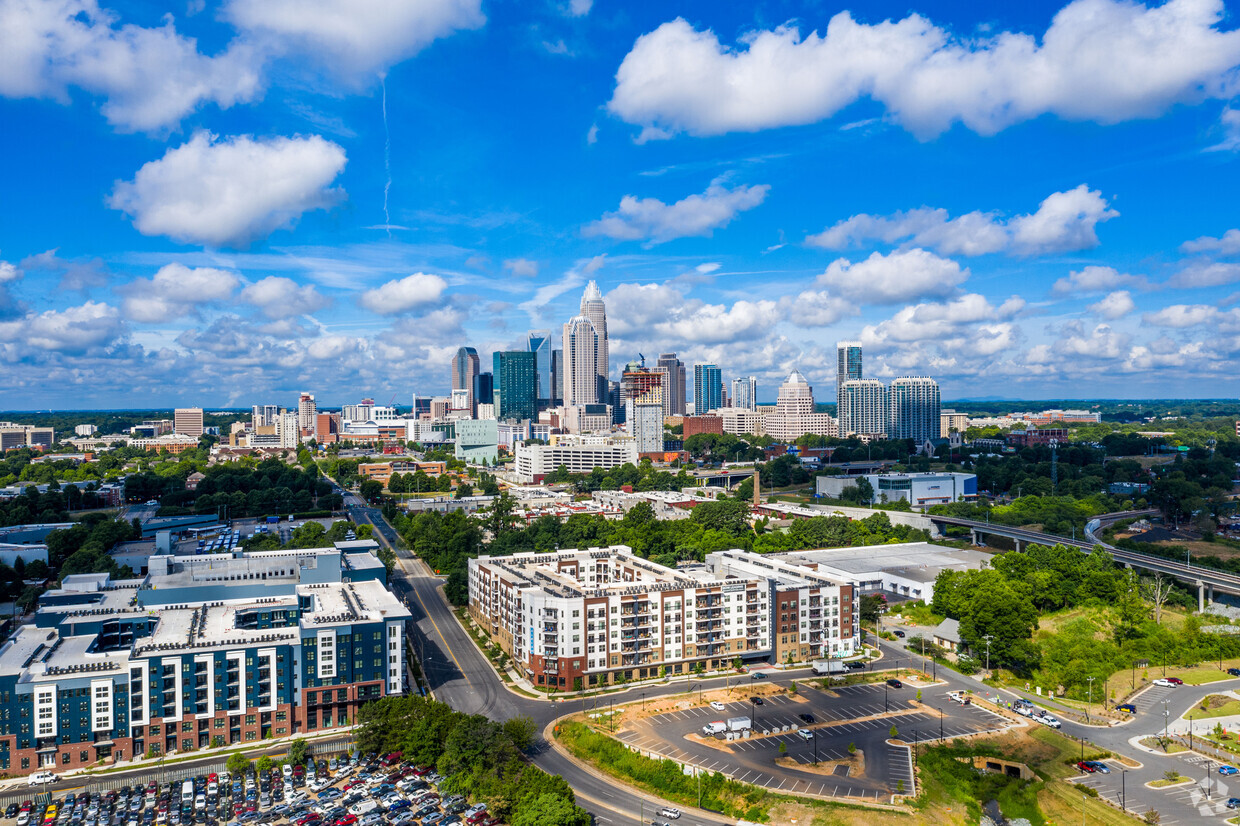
[1086,676,1095,722]
[1162,699,1171,749]
[983,635,994,674]
[1205,759,1213,800]
[884,681,889,713]
[1121,769,1126,812]
[1189,715,1194,750]
[938,706,944,741]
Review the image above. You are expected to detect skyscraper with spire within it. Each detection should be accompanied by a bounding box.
[562,281,609,405]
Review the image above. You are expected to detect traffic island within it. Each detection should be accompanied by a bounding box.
[775,749,866,778]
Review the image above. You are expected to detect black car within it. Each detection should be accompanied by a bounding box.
[1229,668,1240,677]
[886,678,903,688]
[7,805,20,818]
[799,713,815,724]
[893,630,906,638]
[844,660,866,670]
[749,696,763,705]
[1227,797,1240,810]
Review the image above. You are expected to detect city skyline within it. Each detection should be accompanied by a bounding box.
[3,0,1240,407]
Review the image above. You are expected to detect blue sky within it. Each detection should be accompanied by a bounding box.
[2,0,1240,408]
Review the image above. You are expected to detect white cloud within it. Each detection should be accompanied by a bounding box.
[786,290,855,327]
[0,0,262,132]
[1088,290,1136,319]
[224,0,484,80]
[586,123,599,144]
[566,0,592,17]
[657,299,783,344]
[109,132,347,248]
[608,0,1240,140]
[1143,303,1221,327]
[809,185,1117,257]
[241,276,329,319]
[518,255,604,322]
[120,264,240,322]
[503,258,539,278]
[695,262,722,274]
[1168,260,1240,288]
[1181,227,1240,254]
[358,273,448,315]
[1052,265,1148,294]
[1206,106,1240,151]
[583,179,769,245]
[18,249,109,292]
[815,248,968,304]
[21,301,125,352]
[0,260,19,283]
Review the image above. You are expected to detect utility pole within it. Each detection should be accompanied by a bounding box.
[1086,676,1095,722]
[983,635,994,674]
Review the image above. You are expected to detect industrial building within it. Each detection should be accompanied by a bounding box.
[816,471,977,508]
[773,542,991,604]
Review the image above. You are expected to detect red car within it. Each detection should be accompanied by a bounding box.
[466,813,488,825]
[379,753,402,767]
[295,815,321,826]
[410,767,430,778]
[334,816,357,826]
[1166,677,1184,685]
[1076,761,1096,773]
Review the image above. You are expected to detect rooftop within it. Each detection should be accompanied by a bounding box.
[774,542,989,583]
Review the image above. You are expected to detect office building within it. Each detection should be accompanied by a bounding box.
[717,408,764,437]
[276,412,300,449]
[527,331,553,409]
[657,354,687,416]
[173,408,204,438]
[513,436,637,482]
[763,370,837,441]
[314,412,340,442]
[731,377,757,411]
[940,409,969,437]
[493,351,538,421]
[251,405,281,429]
[836,341,863,428]
[887,377,941,442]
[297,393,316,431]
[74,424,97,437]
[693,363,723,414]
[625,401,663,454]
[683,415,723,438]
[562,315,600,406]
[816,471,976,508]
[467,545,856,689]
[580,280,609,400]
[838,379,887,437]
[455,418,500,465]
[551,349,564,406]
[451,347,481,415]
[562,404,612,435]
[0,545,407,774]
[341,399,375,423]
[0,424,55,450]
[473,372,494,416]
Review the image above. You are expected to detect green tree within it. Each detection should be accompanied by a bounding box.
[509,793,590,826]
[359,480,384,502]
[226,751,251,776]
[256,755,274,774]
[288,738,308,766]
[502,716,538,752]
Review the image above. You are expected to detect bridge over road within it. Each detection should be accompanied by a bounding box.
[928,509,1240,607]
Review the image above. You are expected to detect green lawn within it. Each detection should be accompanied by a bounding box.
[1188,696,1240,718]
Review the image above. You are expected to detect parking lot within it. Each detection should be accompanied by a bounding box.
[1073,753,1239,823]
[612,683,1010,799]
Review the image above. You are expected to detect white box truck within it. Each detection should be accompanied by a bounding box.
[727,716,752,732]
[812,660,845,676]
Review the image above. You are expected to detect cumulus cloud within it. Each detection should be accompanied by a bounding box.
[609,0,1240,141]
[13,301,126,353]
[566,0,592,17]
[809,185,1117,257]
[786,290,855,327]
[583,179,769,245]
[1181,227,1240,254]
[1088,290,1136,319]
[503,258,539,278]
[0,260,19,283]
[1052,265,1149,295]
[358,273,448,315]
[815,248,968,304]
[241,276,329,318]
[120,263,241,322]
[224,0,484,80]
[1168,260,1240,288]
[0,0,262,132]
[1143,303,1222,327]
[109,132,347,248]
[19,249,110,292]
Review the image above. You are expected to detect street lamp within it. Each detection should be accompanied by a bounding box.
[1121,769,1127,812]
[884,681,889,713]
[1086,676,1095,722]
[938,706,944,741]
[982,635,994,674]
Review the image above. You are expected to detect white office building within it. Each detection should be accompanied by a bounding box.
[513,436,638,482]
[625,400,664,454]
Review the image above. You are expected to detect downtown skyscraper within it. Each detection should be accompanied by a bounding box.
[693,363,722,414]
[451,346,481,415]
[562,282,609,406]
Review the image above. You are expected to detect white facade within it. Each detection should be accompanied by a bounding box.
[580,281,609,396]
[718,407,765,437]
[764,370,838,441]
[297,393,316,430]
[513,437,638,481]
[562,315,599,406]
[730,377,757,411]
[625,400,663,453]
[276,412,300,448]
[838,379,887,437]
[74,424,98,437]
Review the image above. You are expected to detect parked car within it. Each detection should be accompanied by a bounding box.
[749,696,763,705]
[799,713,815,724]
[1229,668,1240,677]
[1115,703,1136,714]
[1166,677,1184,685]
[796,730,814,741]
[1152,678,1178,688]
[886,678,902,688]
[708,701,725,711]
[1075,762,1096,773]
[1220,765,1240,776]
[893,630,906,638]
[1227,797,1240,809]
[1084,761,1110,774]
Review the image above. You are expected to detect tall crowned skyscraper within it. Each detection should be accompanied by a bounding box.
[562,282,609,405]
[451,346,481,414]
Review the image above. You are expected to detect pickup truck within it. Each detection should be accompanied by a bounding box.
[946,691,971,705]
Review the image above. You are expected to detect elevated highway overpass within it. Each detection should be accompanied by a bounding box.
[928,509,1240,607]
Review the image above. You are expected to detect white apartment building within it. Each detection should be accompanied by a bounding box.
[275,412,300,449]
[730,377,758,411]
[717,407,765,437]
[838,379,887,437]
[625,400,663,453]
[513,436,637,482]
[467,545,856,689]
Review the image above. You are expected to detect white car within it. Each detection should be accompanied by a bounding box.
[1152,678,1177,688]
[657,809,681,820]
[28,771,58,786]
[796,729,814,741]
[709,701,726,712]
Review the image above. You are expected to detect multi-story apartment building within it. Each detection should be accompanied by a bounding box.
[887,377,941,442]
[730,377,757,411]
[513,436,637,482]
[940,409,969,437]
[838,379,887,437]
[693,363,722,414]
[467,546,856,689]
[297,393,317,432]
[0,546,407,775]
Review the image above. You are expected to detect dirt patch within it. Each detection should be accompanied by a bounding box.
[1200,694,1235,712]
[776,749,866,779]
